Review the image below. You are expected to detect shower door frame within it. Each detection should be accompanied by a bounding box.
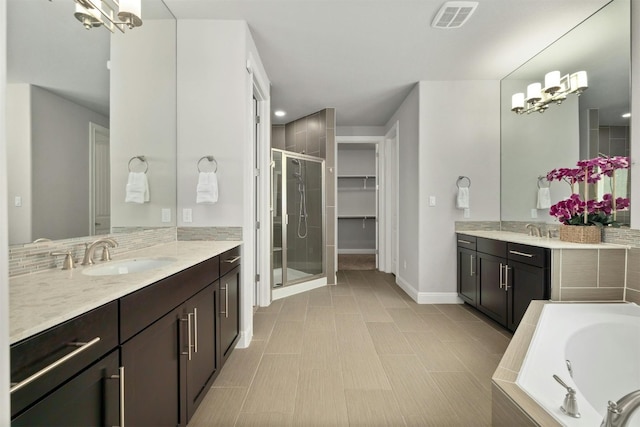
[271,149,326,290]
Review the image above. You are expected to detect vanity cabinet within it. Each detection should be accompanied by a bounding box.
[456,235,477,305]
[10,301,119,425]
[457,234,550,331]
[219,247,241,366]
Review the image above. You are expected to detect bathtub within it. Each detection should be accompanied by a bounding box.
[517,303,640,426]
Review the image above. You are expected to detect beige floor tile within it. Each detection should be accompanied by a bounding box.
[367,322,414,354]
[332,294,360,313]
[308,288,333,306]
[386,308,427,332]
[256,298,284,313]
[335,314,377,354]
[241,354,300,413]
[431,371,492,426]
[457,320,512,355]
[435,304,483,322]
[344,389,406,426]
[264,320,304,354]
[418,313,474,342]
[301,328,340,371]
[403,331,467,372]
[379,354,463,426]
[304,306,336,331]
[235,412,294,427]
[351,287,393,322]
[292,368,349,426]
[252,312,278,340]
[340,350,391,390]
[213,339,266,387]
[409,303,441,315]
[374,285,410,308]
[278,293,309,321]
[187,387,247,426]
[444,340,502,391]
[329,284,353,296]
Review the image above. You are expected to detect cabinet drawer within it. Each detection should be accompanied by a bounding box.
[507,243,547,268]
[120,256,219,343]
[456,234,477,250]
[10,301,118,418]
[220,246,241,276]
[477,238,507,258]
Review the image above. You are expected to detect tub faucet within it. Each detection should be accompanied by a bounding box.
[602,390,640,427]
[82,238,118,266]
[525,223,542,237]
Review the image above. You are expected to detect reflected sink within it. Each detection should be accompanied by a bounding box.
[82,257,177,276]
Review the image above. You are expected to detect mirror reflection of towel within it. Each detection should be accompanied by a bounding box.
[456,187,469,209]
[125,172,149,204]
[537,187,551,209]
[196,172,219,204]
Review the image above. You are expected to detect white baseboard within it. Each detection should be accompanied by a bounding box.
[272,277,327,300]
[396,275,463,304]
[236,328,252,349]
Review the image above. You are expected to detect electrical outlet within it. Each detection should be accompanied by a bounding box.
[183,208,193,223]
[531,208,538,219]
[14,196,22,207]
[161,208,171,223]
[463,208,470,218]
[429,196,436,207]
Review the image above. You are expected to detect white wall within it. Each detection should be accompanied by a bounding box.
[501,79,578,222]
[6,84,31,244]
[1,0,11,422]
[110,20,177,228]
[418,81,501,297]
[31,86,109,241]
[385,84,420,297]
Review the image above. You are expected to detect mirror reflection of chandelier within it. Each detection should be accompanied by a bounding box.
[511,71,588,115]
[73,0,142,33]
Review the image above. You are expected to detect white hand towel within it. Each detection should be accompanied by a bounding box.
[196,172,219,204]
[456,187,470,209]
[537,187,551,209]
[125,172,149,204]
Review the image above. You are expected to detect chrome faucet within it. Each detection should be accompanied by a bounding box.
[82,238,118,266]
[525,223,542,237]
[602,390,640,427]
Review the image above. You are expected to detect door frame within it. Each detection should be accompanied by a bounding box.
[383,122,399,275]
[89,122,110,236]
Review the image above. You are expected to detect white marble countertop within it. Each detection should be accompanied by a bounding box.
[10,240,242,345]
[457,230,628,250]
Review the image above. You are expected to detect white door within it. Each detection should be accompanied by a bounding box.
[253,96,261,305]
[90,123,110,235]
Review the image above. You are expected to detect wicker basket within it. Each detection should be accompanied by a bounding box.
[559,224,601,244]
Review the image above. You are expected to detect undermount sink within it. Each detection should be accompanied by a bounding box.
[82,257,177,276]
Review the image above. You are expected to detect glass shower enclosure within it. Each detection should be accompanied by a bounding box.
[271,150,325,288]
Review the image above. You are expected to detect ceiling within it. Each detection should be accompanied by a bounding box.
[8,0,613,126]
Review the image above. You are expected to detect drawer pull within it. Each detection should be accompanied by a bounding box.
[221,284,229,318]
[504,265,510,291]
[10,337,101,394]
[181,314,194,361]
[470,255,475,276]
[193,308,199,354]
[457,239,472,245]
[510,250,534,258]
[499,263,504,289]
[223,256,241,264]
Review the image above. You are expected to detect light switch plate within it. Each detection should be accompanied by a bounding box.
[463,208,470,218]
[429,196,436,207]
[14,196,22,207]
[161,208,171,223]
[183,208,193,223]
[531,208,538,218]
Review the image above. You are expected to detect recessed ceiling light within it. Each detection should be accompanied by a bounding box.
[274,110,286,117]
[622,112,631,118]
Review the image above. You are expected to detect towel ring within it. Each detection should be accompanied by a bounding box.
[128,156,148,173]
[197,156,218,173]
[537,176,550,189]
[456,176,471,188]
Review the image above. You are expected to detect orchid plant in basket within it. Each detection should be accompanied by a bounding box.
[546,156,630,227]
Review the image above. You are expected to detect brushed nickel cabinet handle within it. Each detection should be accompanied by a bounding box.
[10,337,101,394]
[457,239,472,245]
[110,366,125,427]
[509,250,534,258]
[221,284,229,318]
[504,265,510,291]
[499,263,504,289]
[470,255,475,276]
[181,314,193,361]
[223,256,241,264]
[193,308,198,354]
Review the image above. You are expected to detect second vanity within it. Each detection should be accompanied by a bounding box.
[9,240,241,426]
[457,230,628,332]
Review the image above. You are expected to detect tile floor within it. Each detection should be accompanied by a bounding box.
[188,270,512,426]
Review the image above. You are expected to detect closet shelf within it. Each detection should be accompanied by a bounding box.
[337,175,376,179]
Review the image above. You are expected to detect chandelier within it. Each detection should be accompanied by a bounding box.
[511,71,588,115]
[73,0,142,33]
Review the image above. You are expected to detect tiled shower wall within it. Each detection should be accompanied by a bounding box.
[272,108,336,284]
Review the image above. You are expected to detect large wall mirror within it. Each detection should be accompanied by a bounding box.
[501,0,630,225]
[6,0,176,245]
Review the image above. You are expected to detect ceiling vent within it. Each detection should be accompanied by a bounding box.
[431,1,478,29]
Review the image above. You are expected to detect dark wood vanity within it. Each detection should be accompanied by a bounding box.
[10,246,241,426]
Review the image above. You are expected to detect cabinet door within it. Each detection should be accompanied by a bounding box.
[184,283,218,421]
[457,247,477,306]
[477,253,507,325]
[506,261,548,331]
[220,265,240,365]
[12,350,120,426]
[121,309,181,427]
